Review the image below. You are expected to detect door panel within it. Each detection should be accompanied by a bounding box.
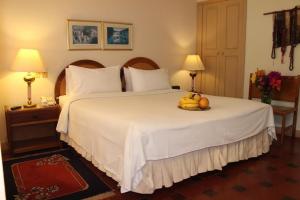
[205,7,219,50]
[222,0,246,97]
[224,56,239,97]
[202,56,218,95]
[225,4,239,49]
[201,3,221,95]
[217,55,225,96]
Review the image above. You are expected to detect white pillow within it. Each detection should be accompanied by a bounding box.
[128,67,171,92]
[123,68,133,91]
[65,68,71,95]
[68,65,122,96]
[58,95,70,108]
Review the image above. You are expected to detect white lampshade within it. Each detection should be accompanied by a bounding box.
[12,49,45,72]
[182,55,205,71]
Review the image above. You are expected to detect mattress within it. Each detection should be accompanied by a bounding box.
[57,89,276,193]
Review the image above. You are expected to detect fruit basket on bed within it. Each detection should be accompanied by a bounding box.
[178,93,210,111]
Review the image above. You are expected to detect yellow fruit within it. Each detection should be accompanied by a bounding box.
[181,103,199,109]
[199,97,209,109]
[193,94,201,101]
[180,97,198,105]
[185,92,194,99]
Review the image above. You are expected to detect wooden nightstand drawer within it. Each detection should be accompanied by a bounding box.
[5,105,61,155]
[9,109,59,124]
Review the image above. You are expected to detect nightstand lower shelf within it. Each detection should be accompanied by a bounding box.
[13,136,61,154]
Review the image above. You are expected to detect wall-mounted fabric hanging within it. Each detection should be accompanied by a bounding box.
[265,6,300,71]
[290,7,299,70]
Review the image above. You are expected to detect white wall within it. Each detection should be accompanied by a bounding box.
[0,0,197,143]
[244,0,300,129]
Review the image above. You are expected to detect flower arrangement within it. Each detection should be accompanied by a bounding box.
[251,69,282,104]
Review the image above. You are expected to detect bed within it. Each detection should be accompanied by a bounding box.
[55,57,276,194]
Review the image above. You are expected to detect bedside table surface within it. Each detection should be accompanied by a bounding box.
[5,104,60,113]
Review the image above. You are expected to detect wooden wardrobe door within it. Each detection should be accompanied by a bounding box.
[218,0,246,97]
[200,2,222,95]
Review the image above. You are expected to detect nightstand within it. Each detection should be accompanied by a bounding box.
[5,105,61,155]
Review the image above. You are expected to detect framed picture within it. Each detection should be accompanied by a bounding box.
[67,19,102,50]
[103,22,133,50]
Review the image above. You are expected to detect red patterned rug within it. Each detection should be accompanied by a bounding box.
[12,154,88,199]
[4,149,114,200]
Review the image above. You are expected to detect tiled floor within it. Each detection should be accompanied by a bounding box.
[82,136,300,200]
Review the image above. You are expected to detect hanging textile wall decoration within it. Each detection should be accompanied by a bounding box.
[290,7,299,70]
[265,6,300,71]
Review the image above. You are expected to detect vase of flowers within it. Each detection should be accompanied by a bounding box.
[251,69,282,104]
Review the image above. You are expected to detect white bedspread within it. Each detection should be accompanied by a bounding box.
[57,89,276,193]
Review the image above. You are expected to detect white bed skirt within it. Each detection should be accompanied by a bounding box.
[61,130,272,194]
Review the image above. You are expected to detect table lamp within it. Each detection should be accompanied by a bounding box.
[12,49,45,108]
[182,54,205,92]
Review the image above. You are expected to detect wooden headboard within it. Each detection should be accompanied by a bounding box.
[121,57,160,91]
[54,60,105,100]
[54,57,160,99]
[123,57,159,69]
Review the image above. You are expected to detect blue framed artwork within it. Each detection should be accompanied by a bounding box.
[67,20,102,50]
[103,22,133,50]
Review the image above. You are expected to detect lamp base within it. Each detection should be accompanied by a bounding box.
[23,72,36,109]
[189,72,197,93]
[23,104,37,108]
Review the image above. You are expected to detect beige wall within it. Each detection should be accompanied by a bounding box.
[244,0,300,129]
[0,0,197,143]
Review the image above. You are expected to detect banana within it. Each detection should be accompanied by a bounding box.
[179,98,198,105]
[184,92,194,99]
[180,103,199,109]
[179,93,201,109]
